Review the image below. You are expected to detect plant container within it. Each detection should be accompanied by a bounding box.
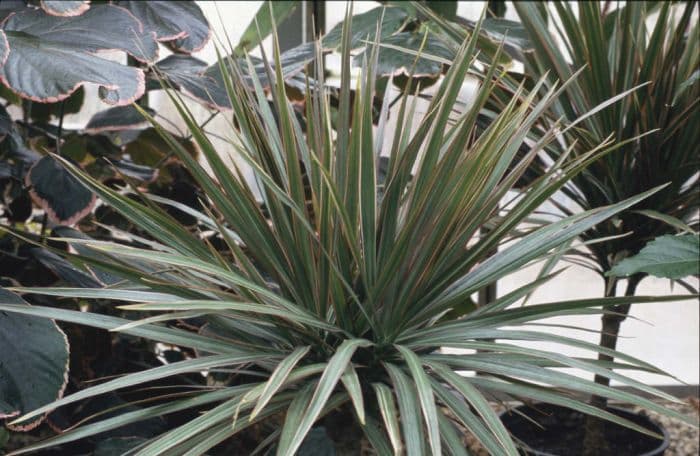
[500,403,669,456]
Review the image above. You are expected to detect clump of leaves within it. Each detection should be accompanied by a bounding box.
[0,0,320,236]
[0,6,321,447]
[0,8,696,456]
[512,1,699,280]
[0,0,213,229]
[486,2,699,453]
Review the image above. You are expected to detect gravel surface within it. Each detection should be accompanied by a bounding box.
[632,397,699,456]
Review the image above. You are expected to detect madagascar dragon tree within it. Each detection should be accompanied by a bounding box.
[408,0,698,452]
[511,2,699,453]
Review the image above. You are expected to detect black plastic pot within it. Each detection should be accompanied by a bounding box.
[499,403,669,456]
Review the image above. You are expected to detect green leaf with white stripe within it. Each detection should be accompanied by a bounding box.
[251,346,310,419]
[373,383,403,455]
[278,339,372,455]
[395,345,441,455]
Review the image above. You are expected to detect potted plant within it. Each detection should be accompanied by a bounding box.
[489,2,699,454]
[0,9,696,455]
[499,230,699,456]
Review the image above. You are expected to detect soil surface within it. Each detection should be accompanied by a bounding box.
[500,403,666,455]
[464,398,699,456]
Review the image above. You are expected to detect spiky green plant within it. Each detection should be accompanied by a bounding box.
[511,0,699,289]
[424,2,699,452]
[0,8,696,456]
[508,2,700,451]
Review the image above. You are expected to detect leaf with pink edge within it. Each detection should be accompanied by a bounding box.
[85,105,154,134]
[0,5,158,105]
[40,1,90,17]
[0,288,69,431]
[26,156,96,226]
[120,1,210,54]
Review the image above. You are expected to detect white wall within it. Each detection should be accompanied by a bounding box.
[500,261,699,386]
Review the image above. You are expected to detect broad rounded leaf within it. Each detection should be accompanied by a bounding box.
[361,32,455,77]
[124,127,199,167]
[480,18,532,51]
[425,1,457,20]
[5,189,32,223]
[154,55,230,110]
[31,248,102,288]
[322,6,409,50]
[461,17,532,61]
[26,156,96,225]
[236,1,299,54]
[263,43,316,87]
[0,288,69,431]
[156,44,315,111]
[85,105,154,133]
[121,1,210,53]
[0,1,25,22]
[610,234,700,279]
[29,87,85,123]
[0,163,11,179]
[2,130,41,163]
[0,5,158,105]
[40,1,90,17]
[168,15,211,53]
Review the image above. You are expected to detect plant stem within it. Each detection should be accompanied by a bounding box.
[39,213,48,242]
[487,0,507,18]
[592,274,643,401]
[56,100,65,156]
[477,205,499,309]
[22,100,32,140]
[582,272,644,455]
[40,100,66,243]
